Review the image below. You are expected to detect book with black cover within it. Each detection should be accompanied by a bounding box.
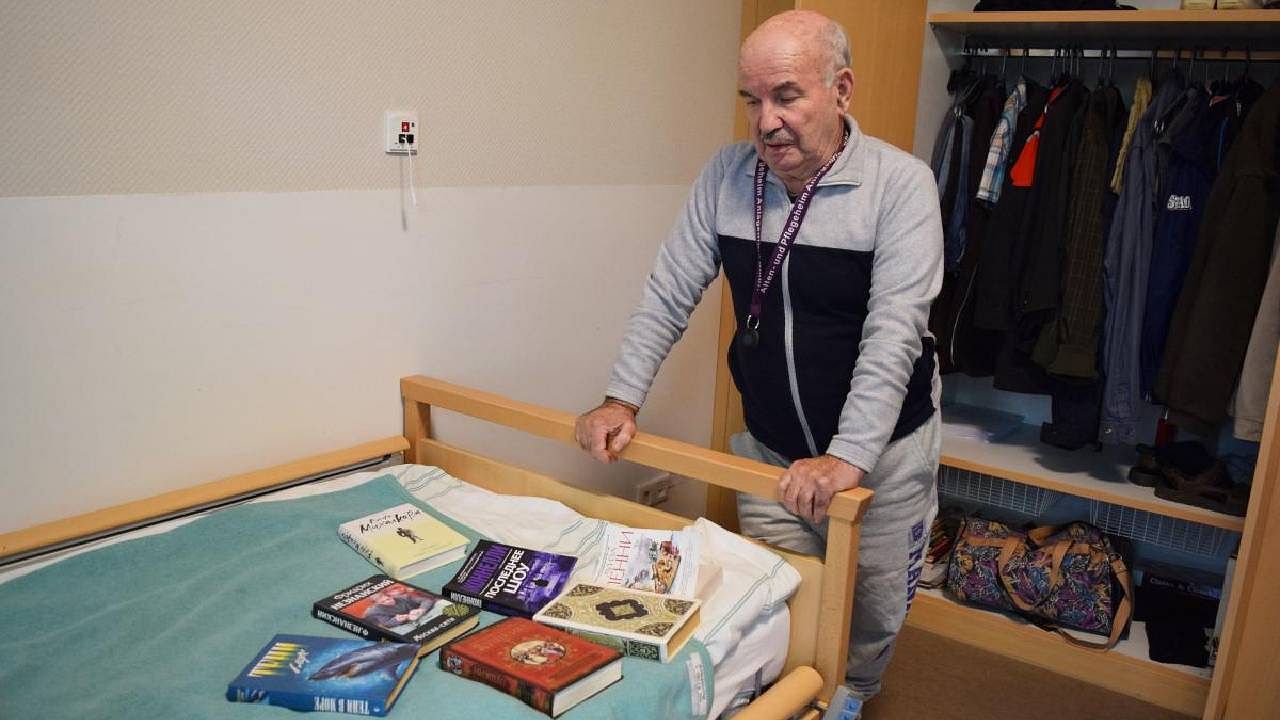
[442,539,577,617]
[313,575,480,656]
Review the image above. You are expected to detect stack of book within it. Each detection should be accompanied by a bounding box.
[226,505,708,717]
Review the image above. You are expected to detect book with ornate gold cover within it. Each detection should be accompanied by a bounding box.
[532,582,700,663]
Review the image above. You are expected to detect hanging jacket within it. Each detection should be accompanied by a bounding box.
[972,81,1051,333]
[1157,84,1280,435]
[978,79,1029,207]
[1139,88,1214,399]
[1110,75,1152,194]
[1039,84,1130,452]
[994,78,1089,395]
[1231,221,1280,441]
[931,77,982,274]
[1036,84,1127,379]
[1098,70,1187,444]
[931,75,1004,375]
[1208,77,1265,171]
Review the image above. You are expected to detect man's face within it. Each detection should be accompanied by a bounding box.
[737,32,852,190]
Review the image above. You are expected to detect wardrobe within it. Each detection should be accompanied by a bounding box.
[706,3,1280,718]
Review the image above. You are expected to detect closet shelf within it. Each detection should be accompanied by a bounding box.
[928,9,1280,50]
[941,425,1247,533]
[909,589,1210,717]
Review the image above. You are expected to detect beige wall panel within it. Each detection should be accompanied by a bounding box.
[0,1,739,196]
[0,185,722,532]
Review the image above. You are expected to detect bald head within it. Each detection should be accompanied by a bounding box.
[736,10,854,194]
[741,10,851,86]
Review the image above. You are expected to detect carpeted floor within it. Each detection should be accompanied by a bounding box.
[861,625,1196,720]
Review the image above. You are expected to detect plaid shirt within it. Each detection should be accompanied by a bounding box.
[975,79,1027,206]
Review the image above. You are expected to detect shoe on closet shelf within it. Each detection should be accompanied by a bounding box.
[1152,458,1251,517]
[1127,441,1214,488]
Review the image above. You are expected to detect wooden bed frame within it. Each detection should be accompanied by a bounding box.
[0,375,873,720]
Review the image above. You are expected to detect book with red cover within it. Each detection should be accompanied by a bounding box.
[438,617,623,717]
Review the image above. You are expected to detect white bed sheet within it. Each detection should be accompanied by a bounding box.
[0,464,798,719]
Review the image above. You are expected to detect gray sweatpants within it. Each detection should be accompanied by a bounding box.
[733,414,940,699]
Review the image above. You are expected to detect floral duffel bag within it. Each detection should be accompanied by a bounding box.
[944,517,1133,650]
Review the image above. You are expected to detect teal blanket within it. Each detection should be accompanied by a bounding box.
[0,476,713,719]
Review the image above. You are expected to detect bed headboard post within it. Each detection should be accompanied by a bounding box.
[816,516,863,701]
[402,394,432,464]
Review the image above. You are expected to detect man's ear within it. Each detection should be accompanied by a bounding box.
[834,67,855,112]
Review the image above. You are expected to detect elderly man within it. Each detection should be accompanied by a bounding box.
[575,10,942,700]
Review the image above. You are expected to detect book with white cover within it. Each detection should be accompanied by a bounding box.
[533,583,701,663]
[593,526,701,597]
[337,503,469,579]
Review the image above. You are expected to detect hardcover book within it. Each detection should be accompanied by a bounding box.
[337,503,469,579]
[441,539,577,617]
[532,582,701,662]
[593,526,701,597]
[226,634,420,716]
[313,575,480,655]
[438,617,622,717]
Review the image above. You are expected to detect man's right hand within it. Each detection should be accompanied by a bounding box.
[575,399,639,463]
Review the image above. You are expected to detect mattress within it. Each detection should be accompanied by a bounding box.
[0,463,797,718]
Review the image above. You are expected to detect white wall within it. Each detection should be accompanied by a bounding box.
[0,1,741,532]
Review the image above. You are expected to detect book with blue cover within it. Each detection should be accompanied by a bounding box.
[226,634,420,716]
[441,539,577,618]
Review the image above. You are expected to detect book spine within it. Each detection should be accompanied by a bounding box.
[227,686,385,717]
[439,648,553,715]
[557,625,664,662]
[311,607,394,643]
[445,589,526,617]
[338,527,395,576]
[445,589,484,610]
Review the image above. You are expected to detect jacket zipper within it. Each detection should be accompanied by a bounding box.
[782,243,820,457]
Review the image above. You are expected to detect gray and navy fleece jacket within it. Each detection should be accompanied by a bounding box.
[607,116,943,473]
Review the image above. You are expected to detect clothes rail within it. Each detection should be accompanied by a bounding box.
[961,47,1280,62]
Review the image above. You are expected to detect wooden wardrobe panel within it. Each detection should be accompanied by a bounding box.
[802,0,927,151]
[1205,345,1280,719]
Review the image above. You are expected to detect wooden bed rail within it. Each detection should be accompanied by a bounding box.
[731,665,823,720]
[401,374,872,702]
[0,436,408,563]
[400,375,873,525]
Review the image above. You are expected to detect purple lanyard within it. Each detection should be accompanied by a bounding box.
[746,132,848,335]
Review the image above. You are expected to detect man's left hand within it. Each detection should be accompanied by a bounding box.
[779,455,865,524]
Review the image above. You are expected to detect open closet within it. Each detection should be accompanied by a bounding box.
[707,3,1280,718]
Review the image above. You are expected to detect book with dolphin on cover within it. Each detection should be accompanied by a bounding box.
[226,633,420,716]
